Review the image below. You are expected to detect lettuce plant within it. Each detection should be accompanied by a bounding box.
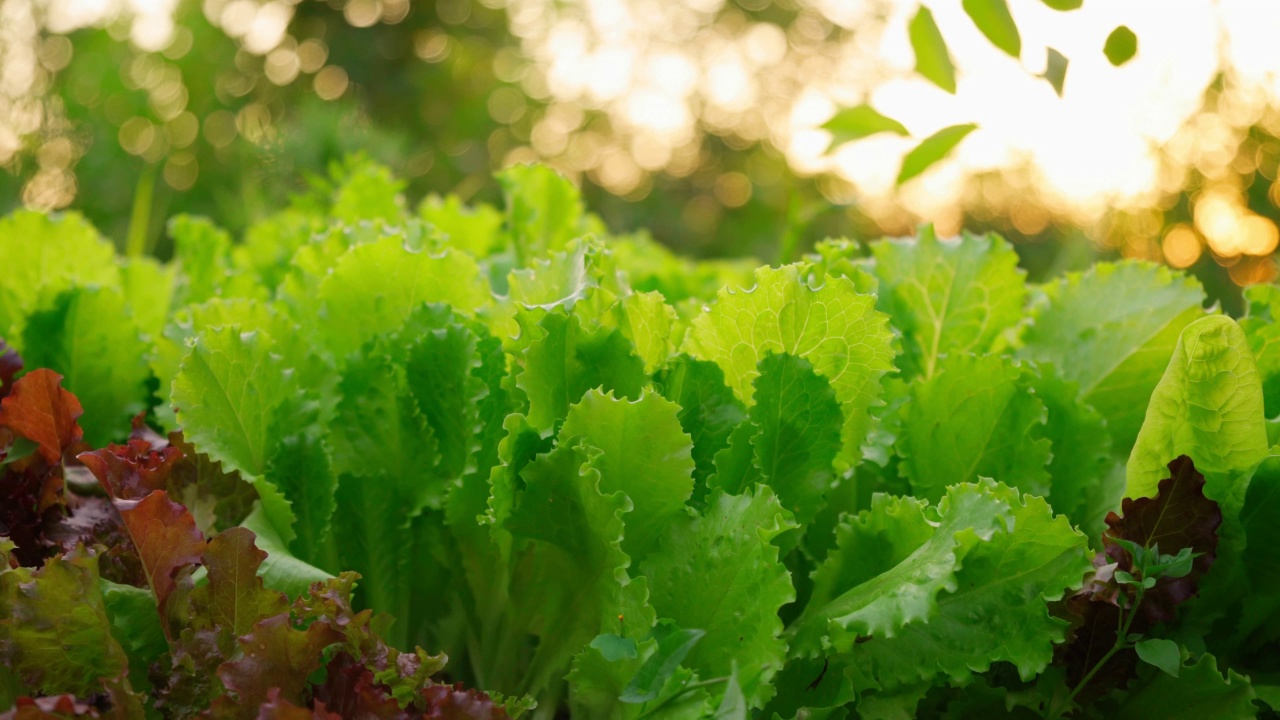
[1,159,1278,719]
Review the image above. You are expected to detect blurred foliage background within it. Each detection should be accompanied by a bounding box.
[4,0,1280,312]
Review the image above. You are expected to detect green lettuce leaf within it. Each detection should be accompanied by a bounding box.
[1112,654,1255,719]
[560,389,694,562]
[22,286,151,447]
[1020,261,1206,450]
[1127,315,1268,500]
[683,264,895,466]
[896,353,1051,502]
[796,482,1089,701]
[870,228,1025,380]
[171,326,293,480]
[504,439,654,706]
[641,487,797,708]
[710,353,841,540]
[0,549,130,698]
[654,355,747,498]
[316,235,491,358]
[0,210,120,345]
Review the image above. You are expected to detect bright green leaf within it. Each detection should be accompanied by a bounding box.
[1104,25,1138,66]
[683,264,895,466]
[896,124,977,185]
[963,0,1021,57]
[22,286,151,447]
[172,326,292,480]
[822,105,910,148]
[897,353,1051,502]
[1127,315,1268,500]
[870,227,1026,380]
[642,488,796,708]
[561,389,695,562]
[1019,261,1206,451]
[909,7,956,93]
[1043,47,1069,96]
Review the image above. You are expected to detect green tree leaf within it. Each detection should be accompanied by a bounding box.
[22,286,151,447]
[870,227,1026,380]
[1104,25,1138,66]
[897,353,1051,502]
[822,105,909,147]
[896,124,978,185]
[963,0,1021,57]
[1019,261,1206,450]
[683,264,895,467]
[1043,47,1069,96]
[1040,0,1082,9]
[909,6,956,93]
[560,389,695,562]
[641,488,796,708]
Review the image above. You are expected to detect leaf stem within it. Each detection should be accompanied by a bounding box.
[1046,586,1145,720]
[634,676,730,720]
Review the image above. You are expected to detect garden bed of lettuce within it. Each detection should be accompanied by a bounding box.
[1,159,1278,719]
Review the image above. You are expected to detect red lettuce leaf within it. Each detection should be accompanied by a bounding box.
[192,527,289,637]
[79,439,183,501]
[112,490,207,629]
[419,684,510,720]
[1102,455,1221,623]
[0,369,84,464]
[211,613,345,717]
[255,689,341,720]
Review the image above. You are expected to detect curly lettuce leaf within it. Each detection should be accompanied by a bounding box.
[515,309,647,432]
[22,286,151,447]
[1020,261,1205,450]
[793,481,1090,698]
[172,327,293,481]
[316,236,491,358]
[896,353,1051,502]
[641,487,796,708]
[504,439,655,704]
[683,264,895,466]
[710,353,841,539]
[560,389,694,562]
[654,355,747,498]
[870,228,1025,380]
[0,210,120,345]
[0,549,130,699]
